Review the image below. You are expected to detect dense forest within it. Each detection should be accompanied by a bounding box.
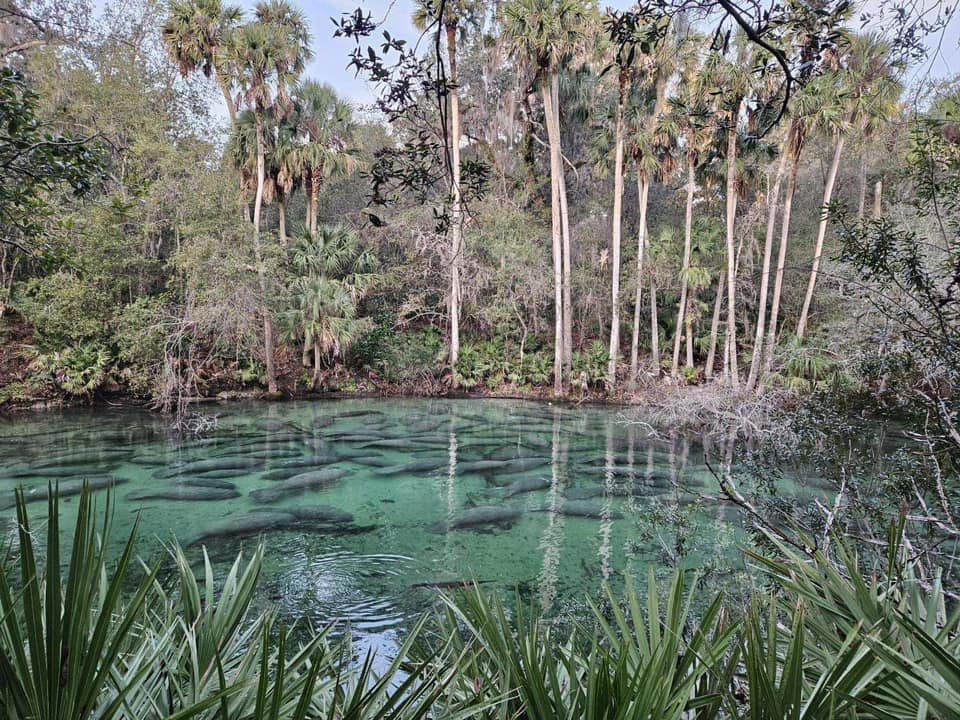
[0,0,954,417]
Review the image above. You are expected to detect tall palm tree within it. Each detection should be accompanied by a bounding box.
[795,33,901,339]
[502,0,591,396]
[669,41,711,380]
[290,81,357,238]
[412,0,480,375]
[229,3,312,394]
[162,0,243,126]
[626,18,675,384]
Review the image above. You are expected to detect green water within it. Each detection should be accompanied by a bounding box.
[0,398,774,654]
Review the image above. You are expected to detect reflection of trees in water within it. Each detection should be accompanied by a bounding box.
[598,414,616,582]
[537,410,567,612]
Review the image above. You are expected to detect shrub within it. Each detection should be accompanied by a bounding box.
[15,271,112,348]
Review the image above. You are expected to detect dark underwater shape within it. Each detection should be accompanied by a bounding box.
[447,505,524,530]
[128,487,241,502]
[0,477,128,510]
[249,469,348,504]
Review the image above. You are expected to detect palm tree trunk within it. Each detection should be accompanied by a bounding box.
[278,198,287,247]
[856,149,868,220]
[746,147,788,390]
[873,178,882,217]
[649,277,659,373]
[705,272,725,379]
[555,76,573,380]
[219,79,237,128]
[607,81,626,389]
[312,342,322,387]
[543,76,565,396]
[762,132,802,380]
[629,169,649,385]
[796,132,846,340]
[671,155,695,379]
[253,112,278,394]
[309,171,321,238]
[723,111,740,387]
[685,298,694,369]
[447,22,464,379]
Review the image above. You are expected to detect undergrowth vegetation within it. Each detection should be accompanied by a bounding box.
[4,485,960,719]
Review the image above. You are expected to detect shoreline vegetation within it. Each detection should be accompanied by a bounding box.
[4,483,960,719]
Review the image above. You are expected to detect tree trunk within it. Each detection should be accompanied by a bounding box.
[723,109,740,387]
[684,298,694,369]
[873,178,882,218]
[762,127,803,380]
[447,22,463,378]
[796,131,846,340]
[253,112,278,394]
[649,277,659,373]
[705,272,725,379]
[629,170,649,386]
[312,342,321,388]
[309,171,320,238]
[607,80,626,389]
[552,76,573,379]
[746,147,788,390]
[278,198,287,247]
[671,155,696,379]
[856,149,867,220]
[219,79,237,128]
[543,76,565,396]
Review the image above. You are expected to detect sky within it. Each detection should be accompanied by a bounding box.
[238,0,960,109]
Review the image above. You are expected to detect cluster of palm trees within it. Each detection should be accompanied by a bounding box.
[486,1,903,395]
[163,0,359,392]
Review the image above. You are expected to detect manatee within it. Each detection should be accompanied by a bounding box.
[7,463,120,478]
[0,477,128,510]
[456,460,511,473]
[194,511,299,543]
[249,469,347,504]
[448,506,524,530]
[536,501,624,520]
[486,444,542,461]
[260,467,325,481]
[128,487,241,502]
[274,505,354,524]
[30,449,131,468]
[312,416,334,428]
[348,455,394,468]
[180,478,238,490]
[154,458,260,479]
[377,459,447,476]
[333,409,385,420]
[273,456,337,469]
[497,476,552,498]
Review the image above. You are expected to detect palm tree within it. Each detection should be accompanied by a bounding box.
[502,0,591,396]
[669,42,711,380]
[285,226,378,387]
[795,33,901,339]
[412,0,480,375]
[162,0,244,126]
[626,18,675,384]
[229,3,312,394]
[289,81,357,238]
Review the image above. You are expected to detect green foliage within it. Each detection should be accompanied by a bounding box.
[0,69,102,250]
[573,340,610,389]
[27,343,114,398]
[15,272,112,348]
[0,484,486,720]
[114,296,169,395]
[774,336,856,393]
[351,318,445,383]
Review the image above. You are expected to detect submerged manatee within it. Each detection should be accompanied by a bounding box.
[180,478,238,490]
[447,506,524,530]
[0,477,128,510]
[535,501,624,519]
[489,476,552,498]
[128,486,241,502]
[154,458,260,479]
[249,469,347,504]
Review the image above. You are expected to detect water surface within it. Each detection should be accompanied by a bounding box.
[0,398,781,653]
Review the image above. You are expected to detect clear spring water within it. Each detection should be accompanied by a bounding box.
[0,398,813,655]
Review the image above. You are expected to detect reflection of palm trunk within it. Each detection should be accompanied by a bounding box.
[599,418,615,581]
[537,410,566,611]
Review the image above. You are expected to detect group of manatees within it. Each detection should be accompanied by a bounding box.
[0,403,718,542]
